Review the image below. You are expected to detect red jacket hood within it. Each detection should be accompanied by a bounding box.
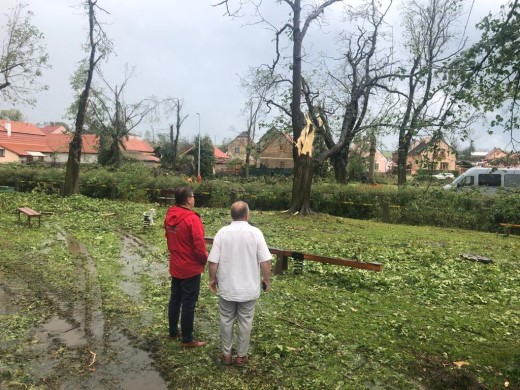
[165,205,197,227]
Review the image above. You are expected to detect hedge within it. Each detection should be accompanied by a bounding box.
[1,163,518,232]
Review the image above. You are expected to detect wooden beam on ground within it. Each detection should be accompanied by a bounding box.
[204,237,383,274]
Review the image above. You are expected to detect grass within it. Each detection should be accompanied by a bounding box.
[0,192,519,389]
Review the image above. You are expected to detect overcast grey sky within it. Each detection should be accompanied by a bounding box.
[1,0,512,151]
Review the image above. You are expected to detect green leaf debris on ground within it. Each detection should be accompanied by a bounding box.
[0,193,518,389]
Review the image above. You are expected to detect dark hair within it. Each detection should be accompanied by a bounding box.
[175,187,194,205]
[231,201,249,220]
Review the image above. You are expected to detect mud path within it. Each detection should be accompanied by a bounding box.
[0,230,168,390]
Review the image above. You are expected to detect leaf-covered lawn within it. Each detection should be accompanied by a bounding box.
[0,193,518,389]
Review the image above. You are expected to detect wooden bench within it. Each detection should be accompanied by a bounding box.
[157,189,176,206]
[17,207,42,227]
[204,237,382,274]
[157,196,175,206]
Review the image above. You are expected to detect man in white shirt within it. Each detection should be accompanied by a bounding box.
[208,201,272,367]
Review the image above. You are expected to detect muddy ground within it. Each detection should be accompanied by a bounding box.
[0,231,169,390]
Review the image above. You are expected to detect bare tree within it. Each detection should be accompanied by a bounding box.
[393,0,469,185]
[64,0,111,196]
[240,67,273,177]
[296,0,394,193]
[216,0,344,214]
[164,98,188,169]
[0,2,49,106]
[90,66,163,167]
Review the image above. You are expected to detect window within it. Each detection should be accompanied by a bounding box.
[478,174,501,187]
[234,146,240,154]
[374,163,380,171]
[279,160,285,168]
[0,149,5,157]
[440,162,448,170]
[504,174,520,188]
[462,176,474,186]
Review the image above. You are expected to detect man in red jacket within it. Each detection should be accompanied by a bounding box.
[164,187,208,348]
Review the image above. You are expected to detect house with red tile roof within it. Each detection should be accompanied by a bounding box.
[0,120,53,163]
[121,135,159,162]
[45,133,99,164]
[0,120,158,164]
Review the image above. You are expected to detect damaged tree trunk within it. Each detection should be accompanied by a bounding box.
[288,113,316,215]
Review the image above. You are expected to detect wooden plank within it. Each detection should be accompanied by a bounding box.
[499,223,520,229]
[204,237,383,273]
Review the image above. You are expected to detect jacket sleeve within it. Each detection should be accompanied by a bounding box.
[190,216,208,265]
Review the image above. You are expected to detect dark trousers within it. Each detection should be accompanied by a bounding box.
[169,274,201,343]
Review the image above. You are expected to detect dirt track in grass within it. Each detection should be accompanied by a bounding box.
[0,230,168,390]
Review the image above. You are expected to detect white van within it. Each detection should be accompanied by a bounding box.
[443,167,520,194]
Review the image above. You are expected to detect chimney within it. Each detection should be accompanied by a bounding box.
[6,121,11,137]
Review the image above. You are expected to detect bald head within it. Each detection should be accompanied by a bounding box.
[230,201,249,221]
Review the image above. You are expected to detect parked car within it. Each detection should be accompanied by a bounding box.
[443,167,520,195]
[432,172,455,180]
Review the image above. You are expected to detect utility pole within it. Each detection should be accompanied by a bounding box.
[196,113,201,182]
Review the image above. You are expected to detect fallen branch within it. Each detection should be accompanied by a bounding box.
[460,253,493,264]
[88,350,97,370]
[276,315,318,333]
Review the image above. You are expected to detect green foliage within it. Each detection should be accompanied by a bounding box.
[1,163,520,232]
[159,142,177,169]
[0,193,519,389]
[194,135,215,179]
[445,1,520,139]
[347,154,368,182]
[0,2,50,106]
[0,109,24,121]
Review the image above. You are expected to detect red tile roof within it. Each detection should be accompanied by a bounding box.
[122,136,154,153]
[137,155,161,162]
[214,146,229,159]
[0,142,53,156]
[40,125,67,135]
[46,134,98,154]
[0,120,45,136]
[0,120,155,161]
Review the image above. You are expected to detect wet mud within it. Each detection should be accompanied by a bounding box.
[0,230,168,390]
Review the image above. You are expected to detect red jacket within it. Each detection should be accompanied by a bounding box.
[164,206,208,279]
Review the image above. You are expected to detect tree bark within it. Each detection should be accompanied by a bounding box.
[63,0,99,196]
[332,154,347,183]
[289,154,314,215]
[368,132,376,184]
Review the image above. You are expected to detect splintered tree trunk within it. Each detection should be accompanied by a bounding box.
[289,154,314,215]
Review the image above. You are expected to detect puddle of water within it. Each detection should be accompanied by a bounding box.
[58,328,169,390]
[36,316,86,347]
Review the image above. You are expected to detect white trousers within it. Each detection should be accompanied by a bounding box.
[219,298,256,357]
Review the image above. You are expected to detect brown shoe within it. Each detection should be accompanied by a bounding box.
[235,355,248,367]
[181,340,206,348]
[220,354,232,365]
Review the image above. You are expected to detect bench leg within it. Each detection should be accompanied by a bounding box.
[275,254,289,275]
